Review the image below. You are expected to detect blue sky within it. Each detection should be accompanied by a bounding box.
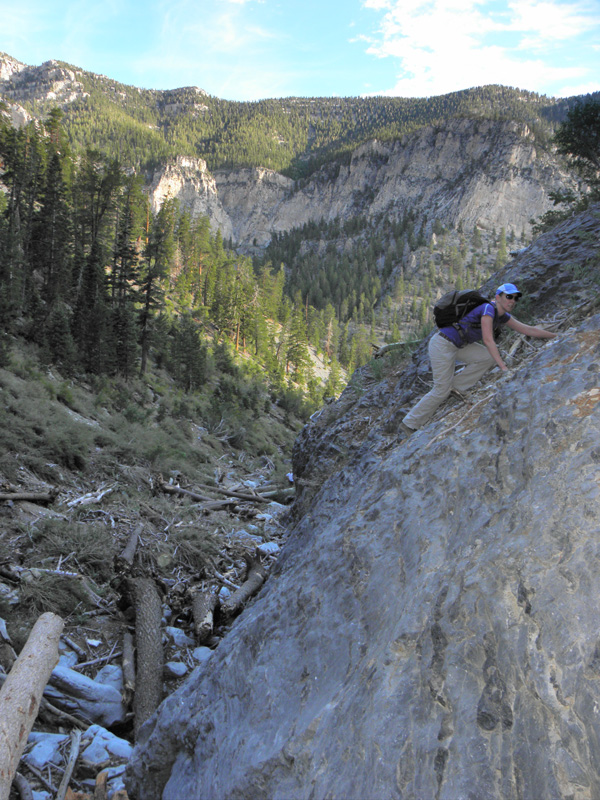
[1,0,599,101]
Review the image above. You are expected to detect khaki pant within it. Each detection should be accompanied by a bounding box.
[403,332,495,430]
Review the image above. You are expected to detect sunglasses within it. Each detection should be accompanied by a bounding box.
[504,294,520,301]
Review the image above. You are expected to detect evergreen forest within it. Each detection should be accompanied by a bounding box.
[1,62,597,421]
[0,106,350,416]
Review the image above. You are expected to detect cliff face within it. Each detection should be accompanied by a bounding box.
[147,156,234,240]
[126,207,600,800]
[148,118,577,248]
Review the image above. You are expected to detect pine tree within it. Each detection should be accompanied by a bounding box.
[139,196,177,375]
[285,304,312,385]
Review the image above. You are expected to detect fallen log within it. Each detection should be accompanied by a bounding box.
[0,490,58,505]
[0,612,64,800]
[196,482,270,503]
[219,555,268,619]
[191,588,218,642]
[131,578,163,739]
[116,524,142,572]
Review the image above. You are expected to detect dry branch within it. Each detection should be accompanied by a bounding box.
[219,555,267,619]
[56,729,81,800]
[62,635,86,661]
[131,578,163,739]
[66,485,115,508]
[0,612,64,800]
[38,696,87,730]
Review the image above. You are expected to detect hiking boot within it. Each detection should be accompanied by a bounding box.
[399,421,416,437]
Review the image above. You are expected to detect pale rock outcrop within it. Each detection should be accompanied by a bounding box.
[148,118,577,251]
[0,59,85,106]
[126,211,600,799]
[1,102,32,128]
[148,157,233,240]
[0,54,25,82]
[214,167,294,247]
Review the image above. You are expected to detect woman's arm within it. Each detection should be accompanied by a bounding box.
[481,315,508,371]
[506,317,557,338]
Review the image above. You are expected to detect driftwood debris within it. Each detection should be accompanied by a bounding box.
[157,479,213,503]
[191,588,218,642]
[0,612,64,800]
[220,554,267,619]
[131,578,163,738]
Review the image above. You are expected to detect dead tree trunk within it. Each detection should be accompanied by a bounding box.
[191,588,218,642]
[131,578,163,739]
[0,612,64,800]
[220,555,267,619]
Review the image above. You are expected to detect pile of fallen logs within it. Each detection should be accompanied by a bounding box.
[0,470,290,799]
[155,474,295,515]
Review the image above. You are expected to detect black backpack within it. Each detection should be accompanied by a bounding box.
[433,289,501,340]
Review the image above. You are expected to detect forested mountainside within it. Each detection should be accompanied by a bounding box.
[0,52,582,177]
[0,51,594,391]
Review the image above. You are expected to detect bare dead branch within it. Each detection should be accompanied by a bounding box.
[219,554,268,619]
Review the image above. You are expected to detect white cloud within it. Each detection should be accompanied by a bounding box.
[508,0,595,47]
[361,0,600,96]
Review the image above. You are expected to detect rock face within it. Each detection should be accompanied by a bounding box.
[147,156,234,240]
[147,118,578,248]
[126,208,600,800]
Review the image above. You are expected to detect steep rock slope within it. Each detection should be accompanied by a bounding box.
[126,208,600,799]
[148,118,577,248]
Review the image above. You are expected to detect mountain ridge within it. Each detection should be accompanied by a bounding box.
[0,51,585,179]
